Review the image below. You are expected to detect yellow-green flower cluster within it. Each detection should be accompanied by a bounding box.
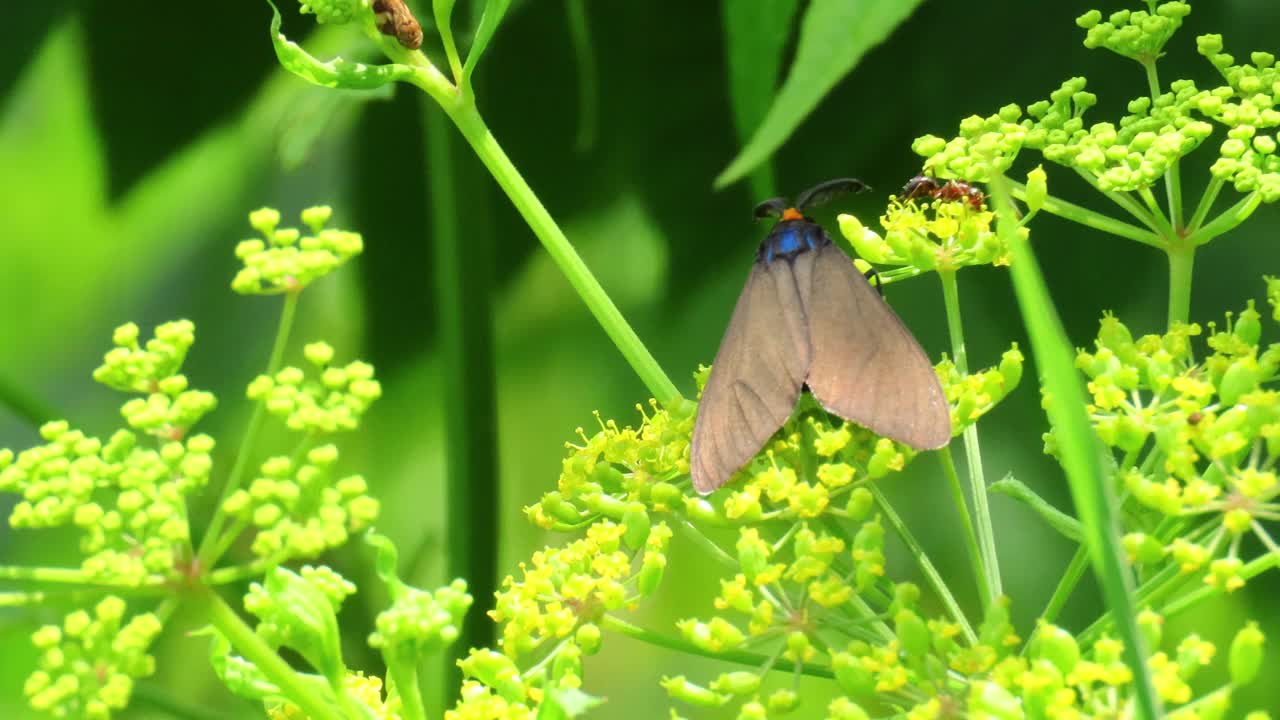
[1071,290,1280,591]
[94,321,217,439]
[1196,35,1280,201]
[247,342,382,434]
[839,191,1011,272]
[0,418,214,584]
[24,596,161,720]
[268,673,402,720]
[232,206,362,295]
[913,2,1280,204]
[490,520,671,659]
[222,444,379,560]
[669,599,1265,719]
[531,348,1019,533]
[445,680,534,720]
[1077,4,1190,62]
[369,578,473,661]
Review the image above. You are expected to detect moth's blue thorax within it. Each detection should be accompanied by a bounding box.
[758,218,831,264]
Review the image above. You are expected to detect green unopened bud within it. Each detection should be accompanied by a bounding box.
[1032,622,1080,675]
[710,671,761,696]
[767,688,799,713]
[1230,622,1264,685]
[826,698,871,720]
[575,623,602,656]
[660,676,729,707]
[833,651,875,698]
[621,506,651,550]
[1025,166,1048,213]
[895,609,930,659]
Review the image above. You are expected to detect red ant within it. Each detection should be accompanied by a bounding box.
[900,175,986,211]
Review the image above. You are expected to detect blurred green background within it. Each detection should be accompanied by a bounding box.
[2,0,1279,717]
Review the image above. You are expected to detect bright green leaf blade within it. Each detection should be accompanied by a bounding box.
[463,0,513,82]
[991,176,1162,719]
[722,0,801,191]
[714,0,925,188]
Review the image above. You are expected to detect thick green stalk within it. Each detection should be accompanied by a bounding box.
[869,484,977,643]
[197,587,345,720]
[1166,242,1195,329]
[937,446,990,611]
[938,270,1001,607]
[425,103,498,706]
[991,174,1160,719]
[438,93,682,406]
[197,292,299,568]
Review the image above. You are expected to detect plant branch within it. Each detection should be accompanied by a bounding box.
[1008,182,1163,248]
[938,270,1001,608]
[937,447,989,610]
[868,484,977,644]
[197,292,299,569]
[599,615,834,679]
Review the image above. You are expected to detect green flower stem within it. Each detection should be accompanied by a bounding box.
[1138,186,1178,239]
[1184,190,1263,247]
[1165,242,1196,329]
[429,91,682,406]
[196,292,300,569]
[868,484,977,644]
[196,587,345,720]
[991,174,1161,719]
[678,519,739,569]
[0,564,164,588]
[938,270,1001,609]
[1008,182,1163,248]
[0,375,58,429]
[1159,553,1280,619]
[1038,544,1089,626]
[1073,168,1165,237]
[598,615,835,680]
[1143,59,1183,229]
[937,446,990,611]
[1186,178,1224,233]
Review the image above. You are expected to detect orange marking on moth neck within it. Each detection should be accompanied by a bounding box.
[781,208,803,221]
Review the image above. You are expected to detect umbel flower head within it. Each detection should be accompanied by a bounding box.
[0,322,218,585]
[233,206,363,295]
[1065,279,1280,593]
[24,597,162,719]
[221,444,380,561]
[246,341,383,434]
[911,1,1280,206]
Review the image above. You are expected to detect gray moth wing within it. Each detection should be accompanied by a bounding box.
[690,253,818,494]
[805,243,951,450]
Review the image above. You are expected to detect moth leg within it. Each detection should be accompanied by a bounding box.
[863,266,884,297]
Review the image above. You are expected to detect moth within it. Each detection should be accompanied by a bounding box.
[690,178,952,494]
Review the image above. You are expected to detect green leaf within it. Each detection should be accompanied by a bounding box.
[990,176,1162,719]
[715,0,926,188]
[268,1,416,90]
[722,0,801,196]
[990,473,1083,542]
[538,687,607,719]
[463,0,513,83]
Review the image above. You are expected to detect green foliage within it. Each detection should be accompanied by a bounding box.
[4,0,1280,719]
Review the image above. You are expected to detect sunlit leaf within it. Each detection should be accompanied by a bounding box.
[463,0,513,82]
[715,0,925,188]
